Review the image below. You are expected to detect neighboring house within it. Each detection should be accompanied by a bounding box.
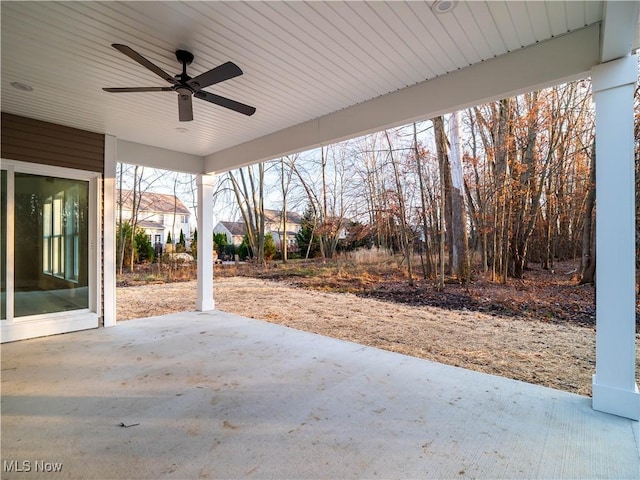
[214,210,303,251]
[117,190,191,248]
[264,209,302,252]
[213,221,246,246]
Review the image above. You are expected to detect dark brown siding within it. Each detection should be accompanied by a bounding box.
[1,113,104,173]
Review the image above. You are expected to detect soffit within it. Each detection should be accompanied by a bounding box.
[1,1,606,160]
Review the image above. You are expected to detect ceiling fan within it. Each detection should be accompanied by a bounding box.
[103,44,256,122]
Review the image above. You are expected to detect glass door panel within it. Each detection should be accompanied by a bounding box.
[13,173,89,317]
[1,170,6,320]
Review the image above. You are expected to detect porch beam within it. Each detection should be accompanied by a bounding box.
[591,54,639,420]
[600,1,640,63]
[196,174,215,311]
[117,140,205,175]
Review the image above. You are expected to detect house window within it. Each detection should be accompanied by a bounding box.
[42,192,64,276]
[158,214,165,224]
[154,234,161,244]
[42,187,81,282]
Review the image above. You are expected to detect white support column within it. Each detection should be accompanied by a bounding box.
[591,55,639,420]
[196,174,215,311]
[103,135,117,327]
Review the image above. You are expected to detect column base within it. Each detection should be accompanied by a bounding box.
[196,300,215,312]
[592,375,640,420]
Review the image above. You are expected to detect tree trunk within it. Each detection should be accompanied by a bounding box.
[433,116,453,276]
[281,164,288,264]
[117,163,125,275]
[228,164,266,263]
[579,141,596,284]
[129,165,139,272]
[495,99,511,284]
[279,156,296,263]
[447,111,470,283]
[433,117,448,291]
[414,123,433,279]
[385,130,414,286]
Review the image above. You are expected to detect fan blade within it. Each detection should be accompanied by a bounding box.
[111,44,178,85]
[194,91,256,116]
[187,61,243,90]
[103,87,173,93]
[178,91,193,122]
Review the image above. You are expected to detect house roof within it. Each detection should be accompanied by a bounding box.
[118,190,190,215]
[2,2,636,175]
[218,221,247,237]
[264,209,302,225]
[136,219,166,230]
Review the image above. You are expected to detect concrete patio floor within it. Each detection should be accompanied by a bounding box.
[1,311,639,479]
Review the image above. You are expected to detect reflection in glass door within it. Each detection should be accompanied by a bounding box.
[2,168,91,322]
[13,173,89,317]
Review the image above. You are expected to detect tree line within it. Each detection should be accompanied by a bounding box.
[220,77,638,287]
[115,76,639,286]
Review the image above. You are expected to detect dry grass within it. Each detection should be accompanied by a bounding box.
[115,276,637,397]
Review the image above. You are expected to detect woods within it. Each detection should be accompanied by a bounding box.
[216,79,606,286]
[115,77,634,289]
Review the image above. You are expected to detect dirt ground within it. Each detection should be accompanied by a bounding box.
[116,273,640,397]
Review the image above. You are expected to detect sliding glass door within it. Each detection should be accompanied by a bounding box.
[1,161,99,341]
[1,170,6,320]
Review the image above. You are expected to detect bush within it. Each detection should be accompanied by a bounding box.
[264,233,277,260]
[296,205,321,258]
[213,232,229,254]
[135,229,155,263]
[117,221,155,265]
[223,244,236,258]
[238,238,251,260]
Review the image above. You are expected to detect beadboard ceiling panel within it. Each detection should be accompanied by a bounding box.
[0,1,629,162]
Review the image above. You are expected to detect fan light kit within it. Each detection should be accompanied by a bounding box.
[103,44,256,122]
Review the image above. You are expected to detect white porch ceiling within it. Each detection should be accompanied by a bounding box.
[1,1,638,174]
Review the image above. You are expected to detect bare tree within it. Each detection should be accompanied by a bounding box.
[413,123,434,279]
[385,129,414,286]
[115,164,164,272]
[579,140,596,284]
[447,111,471,282]
[227,163,266,263]
[279,154,297,263]
[289,145,352,259]
[432,117,449,290]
